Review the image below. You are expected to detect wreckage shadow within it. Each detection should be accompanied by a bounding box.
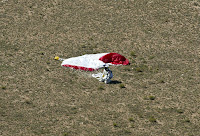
[110,80,122,84]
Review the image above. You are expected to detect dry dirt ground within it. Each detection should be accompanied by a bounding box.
[1,0,200,136]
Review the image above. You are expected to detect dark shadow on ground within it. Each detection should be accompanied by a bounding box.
[109,80,122,84]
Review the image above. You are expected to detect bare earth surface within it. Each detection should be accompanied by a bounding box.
[1,0,200,135]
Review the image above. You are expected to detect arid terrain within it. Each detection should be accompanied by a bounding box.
[1,0,200,135]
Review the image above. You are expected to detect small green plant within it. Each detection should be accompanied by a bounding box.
[184,118,190,123]
[123,67,131,71]
[81,45,86,48]
[135,64,149,72]
[177,109,184,114]
[150,68,159,73]
[138,113,143,118]
[25,99,32,104]
[98,86,104,90]
[113,123,118,127]
[124,129,131,134]
[159,80,165,83]
[128,117,135,122]
[184,119,190,123]
[135,67,143,72]
[63,133,69,136]
[149,96,156,100]
[149,56,155,60]
[119,84,125,88]
[149,116,157,123]
[46,61,50,64]
[144,96,156,100]
[130,123,135,128]
[2,86,6,90]
[130,51,137,57]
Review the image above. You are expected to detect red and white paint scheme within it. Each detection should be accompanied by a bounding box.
[61,53,130,71]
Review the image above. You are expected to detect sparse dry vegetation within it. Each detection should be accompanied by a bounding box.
[1,0,200,135]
